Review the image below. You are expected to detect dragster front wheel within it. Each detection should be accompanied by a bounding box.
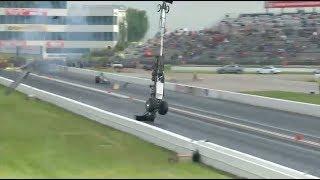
[135,111,156,122]
[145,98,158,112]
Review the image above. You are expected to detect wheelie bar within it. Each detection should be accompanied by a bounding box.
[135,1,171,122]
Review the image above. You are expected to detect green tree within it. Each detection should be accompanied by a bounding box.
[126,8,149,42]
[115,19,129,52]
[118,19,127,45]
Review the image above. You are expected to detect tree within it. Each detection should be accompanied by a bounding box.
[118,19,128,45]
[115,19,129,51]
[126,8,149,42]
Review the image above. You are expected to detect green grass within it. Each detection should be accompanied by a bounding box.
[0,86,233,178]
[171,70,218,74]
[243,91,320,105]
[306,79,317,82]
[262,71,314,75]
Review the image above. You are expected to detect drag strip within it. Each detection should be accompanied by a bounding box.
[41,69,320,139]
[1,69,320,176]
[27,72,320,150]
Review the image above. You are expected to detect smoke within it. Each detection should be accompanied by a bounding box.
[66,3,92,42]
[19,1,66,73]
[13,1,56,58]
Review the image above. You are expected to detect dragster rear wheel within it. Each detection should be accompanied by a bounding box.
[158,101,168,115]
[95,76,101,83]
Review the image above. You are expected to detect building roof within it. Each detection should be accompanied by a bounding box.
[68,4,127,10]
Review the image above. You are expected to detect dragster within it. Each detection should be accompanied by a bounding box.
[135,1,173,122]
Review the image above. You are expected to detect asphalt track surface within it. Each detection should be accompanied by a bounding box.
[1,69,320,176]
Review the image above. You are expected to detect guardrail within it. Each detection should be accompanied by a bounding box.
[195,140,315,179]
[59,66,320,118]
[0,76,317,179]
[171,66,317,73]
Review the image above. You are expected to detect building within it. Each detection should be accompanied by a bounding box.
[0,1,127,58]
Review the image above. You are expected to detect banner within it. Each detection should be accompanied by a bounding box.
[46,41,64,48]
[5,8,47,16]
[0,40,27,48]
[6,25,47,31]
[265,1,320,8]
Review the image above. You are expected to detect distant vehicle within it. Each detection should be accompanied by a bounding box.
[43,53,67,61]
[313,69,320,74]
[314,69,320,81]
[26,58,34,62]
[277,49,285,53]
[143,64,153,71]
[144,49,153,57]
[111,61,123,68]
[105,62,112,67]
[217,65,244,74]
[95,73,111,84]
[122,61,137,68]
[256,66,281,74]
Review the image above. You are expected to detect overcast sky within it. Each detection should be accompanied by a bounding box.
[69,1,308,40]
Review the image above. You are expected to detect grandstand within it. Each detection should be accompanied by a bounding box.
[125,1,320,66]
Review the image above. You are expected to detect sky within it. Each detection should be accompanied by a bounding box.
[68,1,293,40]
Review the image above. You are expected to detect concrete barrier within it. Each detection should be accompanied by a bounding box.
[171,66,317,73]
[171,82,320,118]
[0,76,317,179]
[60,66,320,118]
[209,89,320,117]
[195,141,316,179]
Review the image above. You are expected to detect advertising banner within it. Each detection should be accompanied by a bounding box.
[265,1,320,8]
[46,41,64,48]
[6,25,47,31]
[5,8,48,16]
[0,40,27,48]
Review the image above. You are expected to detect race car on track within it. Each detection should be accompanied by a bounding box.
[95,72,111,84]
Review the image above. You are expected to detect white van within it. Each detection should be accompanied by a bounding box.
[43,53,67,61]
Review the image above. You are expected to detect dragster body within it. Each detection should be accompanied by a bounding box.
[135,1,172,122]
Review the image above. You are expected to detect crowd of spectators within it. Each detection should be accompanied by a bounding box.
[122,10,320,65]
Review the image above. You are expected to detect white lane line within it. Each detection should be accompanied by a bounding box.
[30,73,131,100]
[170,107,320,148]
[29,73,320,148]
[171,103,320,140]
